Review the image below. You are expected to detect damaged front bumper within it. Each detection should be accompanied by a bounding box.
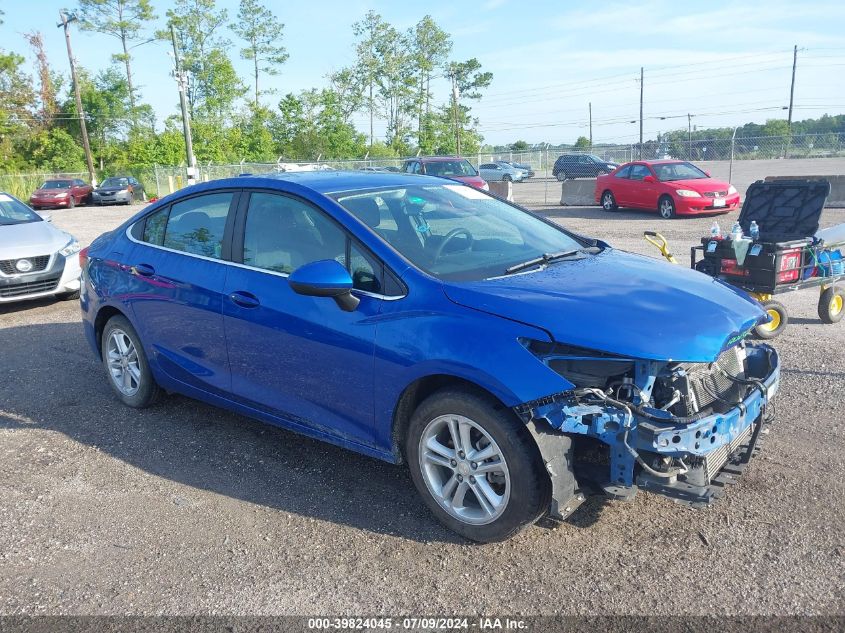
[515,343,780,518]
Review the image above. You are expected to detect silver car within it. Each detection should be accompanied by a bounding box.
[0,192,82,303]
[478,161,529,182]
[92,176,146,206]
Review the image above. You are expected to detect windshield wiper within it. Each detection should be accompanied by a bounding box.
[505,249,583,274]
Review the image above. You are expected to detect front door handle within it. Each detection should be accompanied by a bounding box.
[229,291,260,309]
[132,263,155,277]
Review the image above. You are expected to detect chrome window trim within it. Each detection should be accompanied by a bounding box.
[125,223,407,301]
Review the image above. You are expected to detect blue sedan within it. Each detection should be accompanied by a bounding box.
[80,171,780,542]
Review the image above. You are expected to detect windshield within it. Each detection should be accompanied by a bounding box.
[588,155,605,163]
[424,160,478,178]
[652,162,708,181]
[0,193,42,225]
[333,184,585,281]
[101,177,129,187]
[39,180,72,189]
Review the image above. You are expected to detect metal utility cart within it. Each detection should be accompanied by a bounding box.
[647,178,844,339]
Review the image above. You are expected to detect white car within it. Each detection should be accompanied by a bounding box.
[0,192,82,303]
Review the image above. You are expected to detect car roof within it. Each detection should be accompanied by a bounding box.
[179,170,458,195]
[638,159,686,165]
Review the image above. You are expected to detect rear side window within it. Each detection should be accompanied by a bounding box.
[139,193,233,258]
[163,193,232,258]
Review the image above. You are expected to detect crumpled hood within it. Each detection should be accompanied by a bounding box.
[443,249,766,363]
[0,221,70,259]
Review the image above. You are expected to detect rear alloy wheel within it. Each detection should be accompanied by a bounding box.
[658,195,676,219]
[754,300,788,339]
[601,190,617,211]
[102,315,160,408]
[406,388,550,542]
[818,287,845,324]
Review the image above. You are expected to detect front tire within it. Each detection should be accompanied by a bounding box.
[101,315,161,408]
[755,300,788,339]
[406,388,551,542]
[68,195,75,209]
[658,195,676,219]
[601,190,617,211]
[503,174,512,183]
[556,172,566,181]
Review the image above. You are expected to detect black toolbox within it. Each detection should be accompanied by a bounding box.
[696,179,831,294]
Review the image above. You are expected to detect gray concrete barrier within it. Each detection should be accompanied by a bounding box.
[763,175,845,208]
[560,179,598,206]
[488,180,512,201]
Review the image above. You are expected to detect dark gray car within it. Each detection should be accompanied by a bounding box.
[92,177,146,206]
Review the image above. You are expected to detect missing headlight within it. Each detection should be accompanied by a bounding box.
[522,340,634,390]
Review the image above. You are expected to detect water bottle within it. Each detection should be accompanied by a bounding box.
[749,220,760,241]
[710,221,721,239]
[731,221,743,240]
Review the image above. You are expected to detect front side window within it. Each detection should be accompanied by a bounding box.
[242,192,345,275]
[615,165,632,179]
[629,165,652,181]
[334,184,584,281]
[152,193,233,258]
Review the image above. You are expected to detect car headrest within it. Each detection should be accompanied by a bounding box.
[343,197,380,229]
[176,211,212,230]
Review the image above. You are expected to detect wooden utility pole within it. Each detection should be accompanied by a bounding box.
[588,102,592,150]
[638,67,644,160]
[687,113,692,160]
[58,11,96,185]
[787,45,798,132]
[170,25,197,184]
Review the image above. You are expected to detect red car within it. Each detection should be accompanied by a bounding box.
[594,160,740,219]
[403,157,489,191]
[29,178,93,210]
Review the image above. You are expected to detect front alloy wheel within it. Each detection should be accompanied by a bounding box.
[101,315,160,408]
[419,414,511,525]
[601,191,617,211]
[406,389,551,542]
[658,195,676,219]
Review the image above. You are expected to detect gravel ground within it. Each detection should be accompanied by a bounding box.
[1,202,844,616]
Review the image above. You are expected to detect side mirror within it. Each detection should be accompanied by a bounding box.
[643,175,656,183]
[704,170,711,177]
[288,259,359,312]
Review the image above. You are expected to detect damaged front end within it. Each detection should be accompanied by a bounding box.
[514,339,780,520]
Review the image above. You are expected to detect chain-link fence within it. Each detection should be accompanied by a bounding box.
[3,133,843,205]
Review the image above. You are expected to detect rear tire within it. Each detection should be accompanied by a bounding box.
[818,287,845,324]
[754,300,788,339]
[556,172,566,181]
[601,190,617,211]
[658,195,676,219]
[101,315,161,408]
[405,388,551,543]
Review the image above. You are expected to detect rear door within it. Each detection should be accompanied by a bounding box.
[126,190,238,395]
[221,190,387,448]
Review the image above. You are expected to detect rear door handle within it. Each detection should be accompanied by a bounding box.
[229,291,260,309]
[132,263,155,277]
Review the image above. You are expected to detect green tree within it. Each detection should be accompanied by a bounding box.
[23,128,86,172]
[445,58,492,155]
[510,140,529,151]
[276,88,366,160]
[163,0,246,119]
[409,16,451,148]
[0,51,37,167]
[231,0,289,107]
[573,136,590,150]
[352,10,389,146]
[77,0,157,114]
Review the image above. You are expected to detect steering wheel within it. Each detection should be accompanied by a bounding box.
[433,228,474,262]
